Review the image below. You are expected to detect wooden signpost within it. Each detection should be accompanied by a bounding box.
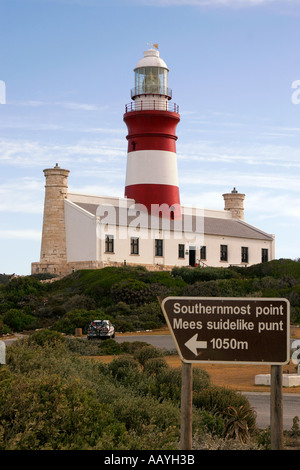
[161,297,290,450]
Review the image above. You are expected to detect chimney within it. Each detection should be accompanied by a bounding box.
[40,164,70,265]
[223,187,245,220]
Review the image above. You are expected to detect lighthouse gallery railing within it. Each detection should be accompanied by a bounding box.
[125,101,179,113]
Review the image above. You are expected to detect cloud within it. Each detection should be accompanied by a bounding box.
[12,100,102,111]
[0,230,41,240]
[0,178,44,214]
[177,140,300,169]
[179,167,300,192]
[0,139,126,167]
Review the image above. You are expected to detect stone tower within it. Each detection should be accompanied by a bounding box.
[31,164,70,276]
[223,187,245,220]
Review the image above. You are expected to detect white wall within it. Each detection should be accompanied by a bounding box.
[96,222,274,268]
[65,200,97,262]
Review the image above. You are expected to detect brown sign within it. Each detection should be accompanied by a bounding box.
[161,297,290,364]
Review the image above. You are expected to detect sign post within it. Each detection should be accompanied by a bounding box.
[180,362,193,450]
[271,365,283,450]
[161,297,290,450]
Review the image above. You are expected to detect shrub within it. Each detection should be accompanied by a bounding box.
[181,281,221,297]
[193,385,257,437]
[291,307,300,325]
[0,372,123,450]
[133,345,164,367]
[3,276,45,296]
[2,309,37,332]
[98,339,122,355]
[28,329,65,346]
[0,320,11,336]
[119,341,150,355]
[60,294,97,313]
[111,279,154,306]
[171,266,238,284]
[192,367,211,390]
[223,405,253,442]
[143,357,168,375]
[108,355,140,386]
[52,309,106,335]
[150,367,182,402]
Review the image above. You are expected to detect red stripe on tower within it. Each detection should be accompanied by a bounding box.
[123,46,181,219]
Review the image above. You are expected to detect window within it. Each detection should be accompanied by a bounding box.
[262,248,268,263]
[155,239,163,257]
[220,244,228,261]
[131,237,139,255]
[178,244,185,259]
[105,235,114,253]
[200,246,206,260]
[241,246,249,263]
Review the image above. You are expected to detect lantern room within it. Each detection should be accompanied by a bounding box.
[131,47,172,100]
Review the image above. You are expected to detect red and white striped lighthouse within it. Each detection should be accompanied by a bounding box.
[124,46,181,219]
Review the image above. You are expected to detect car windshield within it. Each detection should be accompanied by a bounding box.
[91,321,102,327]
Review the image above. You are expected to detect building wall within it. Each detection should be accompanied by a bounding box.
[64,200,97,262]
[98,223,275,269]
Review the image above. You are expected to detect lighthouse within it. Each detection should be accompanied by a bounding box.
[123,46,181,219]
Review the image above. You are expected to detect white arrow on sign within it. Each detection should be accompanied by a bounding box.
[185,334,207,356]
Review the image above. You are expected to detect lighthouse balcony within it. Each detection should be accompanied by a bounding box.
[125,100,179,114]
[131,86,172,100]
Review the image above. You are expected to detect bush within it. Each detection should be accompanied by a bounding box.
[2,309,37,332]
[291,307,300,325]
[111,279,154,306]
[171,266,239,284]
[143,357,168,375]
[119,341,150,354]
[0,320,11,335]
[4,276,44,294]
[108,355,140,387]
[98,339,122,355]
[28,329,65,346]
[133,345,164,367]
[193,385,257,437]
[0,372,123,450]
[52,309,107,335]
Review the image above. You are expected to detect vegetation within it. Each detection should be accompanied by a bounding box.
[1,260,300,450]
[1,259,300,335]
[0,332,261,450]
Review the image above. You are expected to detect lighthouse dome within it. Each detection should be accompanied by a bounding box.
[134,48,169,71]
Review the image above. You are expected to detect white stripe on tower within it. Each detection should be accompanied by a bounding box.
[125,150,179,187]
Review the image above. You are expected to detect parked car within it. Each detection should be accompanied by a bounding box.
[87,320,115,340]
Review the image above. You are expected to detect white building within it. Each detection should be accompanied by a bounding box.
[31,47,275,277]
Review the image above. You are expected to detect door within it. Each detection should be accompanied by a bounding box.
[189,247,196,267]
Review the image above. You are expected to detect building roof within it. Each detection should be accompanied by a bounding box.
[71,200,273,241]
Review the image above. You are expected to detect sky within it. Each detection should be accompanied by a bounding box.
[1,0,300,275]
